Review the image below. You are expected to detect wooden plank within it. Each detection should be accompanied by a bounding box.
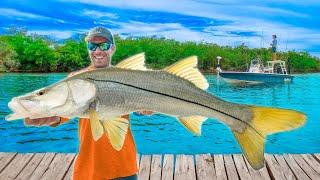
[174,155,196,180]
[162,154,174,180]
[283,154,310,180]
[301,154,320,174]
[0,153,34,179]
[196,154,216,180]
[139,155,152,180]
[213,154,227,180]
[63,155,76,180]
[29,153,56,179]
[264,154,286,180]
[0,153,16,173]
[243,155,271,180]
[314,154,320,162]
[273,154,295,180]
[291,154,320,180]
[15,153,45,180]
[40,153,75,180]
[258,165,272,180]
[232,154,252,180]
[223,155,238,180]
[150,154,162,180]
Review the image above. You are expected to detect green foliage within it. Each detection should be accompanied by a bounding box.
[0,37,19,71]
[56,39,90,72]
[3,33,57,72]
[0,32,319,73]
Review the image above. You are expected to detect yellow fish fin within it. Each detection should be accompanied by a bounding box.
[89,110,104,141]
[103,117,129,151]
[233,106,306,170]
[178,116,207,136]
[163,56,209,90]
[115,53,146,70]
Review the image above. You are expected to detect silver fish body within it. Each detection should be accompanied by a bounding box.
[78,68,252,132]
[6,54,306,170]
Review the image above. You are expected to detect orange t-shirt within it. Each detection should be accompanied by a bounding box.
[62,115,138,180]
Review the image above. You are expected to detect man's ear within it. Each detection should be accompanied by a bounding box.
[110,45,116,55]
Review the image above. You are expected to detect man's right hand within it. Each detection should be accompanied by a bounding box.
[24,116,62,127]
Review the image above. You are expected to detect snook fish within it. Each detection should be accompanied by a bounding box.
[6,53,306,170]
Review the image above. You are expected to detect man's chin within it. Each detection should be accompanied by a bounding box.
[94,62,109,68]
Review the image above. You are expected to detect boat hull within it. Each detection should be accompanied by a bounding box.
[219,72,293,83]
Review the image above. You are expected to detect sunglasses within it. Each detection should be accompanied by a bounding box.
[87,42,112,51]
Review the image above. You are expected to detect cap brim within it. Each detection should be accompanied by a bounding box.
[85,34,111,43]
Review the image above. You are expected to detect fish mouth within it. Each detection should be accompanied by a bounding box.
[5,113,28,121]
[5,98,29,121]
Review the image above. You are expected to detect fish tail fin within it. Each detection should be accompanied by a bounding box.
[232,106,306,170]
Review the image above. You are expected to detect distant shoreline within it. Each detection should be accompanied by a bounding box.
[1,32,319,73]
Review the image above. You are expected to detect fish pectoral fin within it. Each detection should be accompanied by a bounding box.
[178,116,207,136]
[163,56,209,90]
[115,53,147,70]
[89,110,104,141]
[103,117,129,151]
[232,106,306,170]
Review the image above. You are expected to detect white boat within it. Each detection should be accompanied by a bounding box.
[217,57,293,83]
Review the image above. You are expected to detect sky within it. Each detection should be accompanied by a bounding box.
[0,0,319,57]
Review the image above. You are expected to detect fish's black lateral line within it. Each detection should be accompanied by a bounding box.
[87,78,263,137]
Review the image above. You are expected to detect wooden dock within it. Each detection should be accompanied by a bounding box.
[0,153,319,180]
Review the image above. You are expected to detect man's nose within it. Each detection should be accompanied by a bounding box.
[94,47,104,53]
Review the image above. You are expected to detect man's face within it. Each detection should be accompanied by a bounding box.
[88,36,115,68]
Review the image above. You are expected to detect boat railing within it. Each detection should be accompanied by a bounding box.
[264,60,288,75]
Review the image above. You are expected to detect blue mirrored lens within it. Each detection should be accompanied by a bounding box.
[88,42,111,51]
[88,43,98,51]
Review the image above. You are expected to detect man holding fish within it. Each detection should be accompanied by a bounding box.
[24,27,146,180]
[7,26,306,179]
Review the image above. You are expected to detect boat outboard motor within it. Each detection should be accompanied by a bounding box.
[216,56,222,73]
[276,65,282,74]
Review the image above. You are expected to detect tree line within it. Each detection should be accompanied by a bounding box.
[0,30,319,73]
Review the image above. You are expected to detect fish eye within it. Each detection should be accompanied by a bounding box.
[37,90,45,96]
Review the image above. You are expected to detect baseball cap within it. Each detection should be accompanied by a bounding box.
[85,26,114,44]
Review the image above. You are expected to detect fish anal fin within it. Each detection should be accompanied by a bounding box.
[115,53,146,70]
[103,117,129,151]
[163,56,209,90]
[89,110,104,141]
[178,116,207,136]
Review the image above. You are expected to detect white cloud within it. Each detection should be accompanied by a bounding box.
[108,19,320,56]
[83,10,118,19]
[28,30,74,39]
[0,8,70,25]
[0,8,49,19]
[62,0,310,20]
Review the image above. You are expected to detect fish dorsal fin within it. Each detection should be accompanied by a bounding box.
[103,117,129,151]
[89,110,104,141]
[178,116,207,136]
[115,53,146,70]
[163,56,209,90]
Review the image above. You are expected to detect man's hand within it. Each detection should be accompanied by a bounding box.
[135,110,153,116]
[24,116,61,127]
